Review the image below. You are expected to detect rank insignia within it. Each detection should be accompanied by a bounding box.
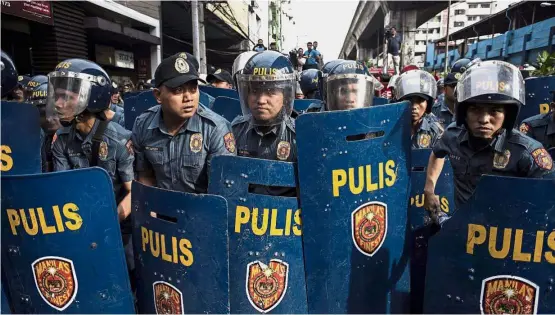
[190,133,203,153]
[519,123,530,134]
[224,132,236,153]
[98,141,108,161]
[493,149,511,169]
[32,256,78,311]
[531,148,553,170]
[351,201,387,257]
[246,259,288,313]
[153,281,184,314]
[418,133,431,148]
[277,141,290,160]
[480,275,538,315]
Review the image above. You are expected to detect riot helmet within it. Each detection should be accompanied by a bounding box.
[26,75,49,106]
[236,51,296,126]
[437,78,444,88]
[455,60,524,133]
[46,59,112,125]
[395,69,437,112]
[401,64,419,74]
[232,51,258,86]
[325,60,375,111]
[1,50,18,98]
[299,69,319,98]
[387,74,400,90]
[318,59,344,103]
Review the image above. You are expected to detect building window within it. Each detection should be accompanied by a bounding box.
[468,16,478,21]
[454,21,465,27]
[481,3,490,8]
[455,9,465,15]
[468,4,478,8]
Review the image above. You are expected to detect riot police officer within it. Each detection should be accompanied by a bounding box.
[436,78,444,98]
[519,90,555,150]
[11,75,31,102]
[106,83,125,127]
[48,59,134,222]
[299,68,319,99]
[395,69,443,149]
[132,53,236,194]
[26,75,61,172]
[1,50,18,99]
[324,60,375,111]
[207,68,234,89]
[424,60,554,214]
[432,58,471,127]
[305,59,344,113]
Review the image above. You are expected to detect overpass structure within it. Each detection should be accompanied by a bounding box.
[339,1,453,65]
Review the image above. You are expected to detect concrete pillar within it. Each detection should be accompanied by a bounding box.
[357,45,372,62]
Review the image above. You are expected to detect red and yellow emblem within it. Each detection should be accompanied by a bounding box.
[189,133,203,153]
[351,201,387,257]
[519,123,531,134]
[153,281,184,314]
[224,132,236,153]
[32,256,78,311]
[418,133,431,148]
[480,275,539,315]
[276,141,291,160]
[246,259,288,313]
[531,148,553,170]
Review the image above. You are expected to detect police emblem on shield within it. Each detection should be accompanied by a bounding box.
[246,259,289,313]
[32,256,78,311]
[351,201,387,257]
[480,275,539,315]
[153,281,184,314]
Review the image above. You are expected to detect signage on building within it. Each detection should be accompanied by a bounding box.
[1,1,53,25]
[115,50,135,69]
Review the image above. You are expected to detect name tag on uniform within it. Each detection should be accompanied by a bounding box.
[145,146,163,152]
[68,152,82,157]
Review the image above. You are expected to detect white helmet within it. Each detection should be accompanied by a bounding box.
[232,51,258,80]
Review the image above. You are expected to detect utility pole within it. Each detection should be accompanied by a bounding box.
[198,2,207,74]
[444,0,451,74]
[191,0,201,70]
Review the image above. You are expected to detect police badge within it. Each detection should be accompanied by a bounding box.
[351,201,387,257]
[480,275,539,315]
[32,256,78,311]
[190,133,203,153]
[418,133,431,148]
[98,141,108,161]
[246,259,288,313]
[174,57,189,74]
[153,281,184,315]
[493,149,511,169]
[277,141,291,160]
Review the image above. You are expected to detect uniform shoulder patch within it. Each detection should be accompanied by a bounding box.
[531,148,553,170]
[224,132,236,153]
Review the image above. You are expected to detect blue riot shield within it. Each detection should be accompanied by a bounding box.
[1,168,134,313]
[208,156,307,314]
[124,90,157,130]
[131,181,230,314]
[374,97,389,106]
[518,76,555,123]
[2,285,11,314]
[408,149,455,313]
[293,99,321,112]
[1,102,41,175]
[212,96,242,123]
[423,176,555,314]
[199,85,239,100]
[296,101,412,313]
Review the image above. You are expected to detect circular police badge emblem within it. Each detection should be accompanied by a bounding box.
[174,57,189,74]
[246,259,288,313]
[153,281,184,315]
[519,123,531,134]
[277,141,291,160]
[351,201,387,257]
[493,149,511,169]
[418,133,431,148]
[480,275,539,315]
[223,132,236,153]
[32,256,78,311]
[98,141,108,161]
[531,148,553,170]
[190,133,203,153]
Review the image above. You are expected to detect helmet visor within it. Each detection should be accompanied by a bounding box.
[457,60,524,105]
[236,73,295,126]
[326,74,374,111]
[46,72,93,123]
[395,71,437,101]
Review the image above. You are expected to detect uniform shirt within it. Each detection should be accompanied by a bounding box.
[132,104,236,193]
[412,113,444,149]
[519,112,555,150]
[431,95,454,127]
[52,120,135,199]
[110,103,125,128]
[433,124,555,207]
[40,129,55,173]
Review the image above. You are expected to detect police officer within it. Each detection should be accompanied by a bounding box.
[1,50,18,99]
[299,68,319,99]
[11,75,31,102]
[305,59,344,112]
[424,60,554,215]
[325,60,375,111]
[519,90,555,150]
[132,53,236,194]
[26,75,61,172]
[207,68,234,89]
[106,83,125,127]
[436,78,444,98]
[395,69,443,149]
[432,58,471,127]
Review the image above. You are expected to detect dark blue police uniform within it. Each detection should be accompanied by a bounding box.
[110,103,125,128]
[519,112,555,150]
[431,95,454,127]
[412,113,444,149]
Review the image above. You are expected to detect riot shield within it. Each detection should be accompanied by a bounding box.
[518,76,555,123]
[296,101,412,313]
[423,176,555,314]
[293,99,321,112]
[1,168,134,313]
[124,90,158,130]
[208,156,307,314]
[199,85,239,100]
[374,97,389,106]
[1,102,41,175]
[123,91,143,102]
[131,181,230,314]
[408,149,455,313]
[1,284,11,314]
[212,96,242,123]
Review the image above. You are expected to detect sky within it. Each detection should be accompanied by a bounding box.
[291,0,359,59]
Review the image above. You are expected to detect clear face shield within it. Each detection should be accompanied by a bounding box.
[236,72,296,126]
[46,71,97,124]
[394,71,437,102]
[325,74,375,111]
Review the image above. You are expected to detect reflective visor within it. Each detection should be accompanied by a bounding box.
[46,72,95,122]
[325,74,375,111]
